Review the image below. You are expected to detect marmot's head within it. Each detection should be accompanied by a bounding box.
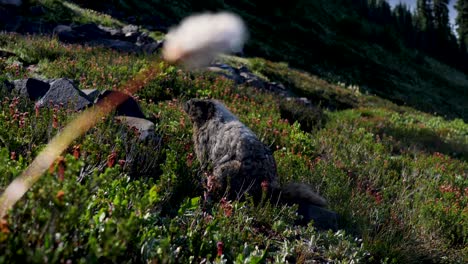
[184,99,216,128]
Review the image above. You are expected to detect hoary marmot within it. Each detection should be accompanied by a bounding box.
[183,99,326,208]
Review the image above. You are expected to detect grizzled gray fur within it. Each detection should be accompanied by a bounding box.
[184,99,326,207]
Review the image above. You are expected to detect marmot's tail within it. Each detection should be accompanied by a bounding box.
[279,182,327,207]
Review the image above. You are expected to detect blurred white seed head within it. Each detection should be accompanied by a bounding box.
[163,12,248,68]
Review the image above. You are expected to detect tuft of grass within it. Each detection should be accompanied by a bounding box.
[61,1,124,27]
[26,0,124,27]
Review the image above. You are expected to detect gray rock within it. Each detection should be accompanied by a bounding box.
[53,25,79,42]
[298,97,312,105]
[122,24,139,42]
[115,116,155,140]
[136,32,153,46]
[73,23,108,39]
[208,63,238,73]
[81,89,100,102]
[270,82,286,90]
[122,24,139,35]
[240,71,266,89]
[96,90,145,119]
[140,41,163,54]
[98,25,123,37]
[235,65,268,89]
[207,63,243,84]
[51,22,156,54]
[286,96,312,106]
[13,78,50,100]
[298,204,338,231]
[268,82,290,96]
[55,24,112,43]
[93,39,138,53]
[209,64,296,97]
[37,78,92,110]
[207,64,226,71]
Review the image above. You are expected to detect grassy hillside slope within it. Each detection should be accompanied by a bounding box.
[0,0,467,263]
[64,0,468,121]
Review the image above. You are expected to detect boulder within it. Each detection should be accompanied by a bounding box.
[53,25,79,42]
[140,41,163,54]
[286,96,312,106]
[122,24,139,36]
[98,25,123,37]
[96,90,146,119]
[237,66,267,88]
[209,63,237,72]
[52,22,155,54]
[54,24,110,43]
[92,39,139,53]
[136,32,153,46]
[36,78,92,110]
[73,23,108,39]
[269,82,286,91]
[207,63,243,84]
[208,64,294,97]
[81,89,100,102]
[122,24,139,42]
[12,78,50,100]
[239,71,266,89]
[115,116,155,140]
[298,204,339,231]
